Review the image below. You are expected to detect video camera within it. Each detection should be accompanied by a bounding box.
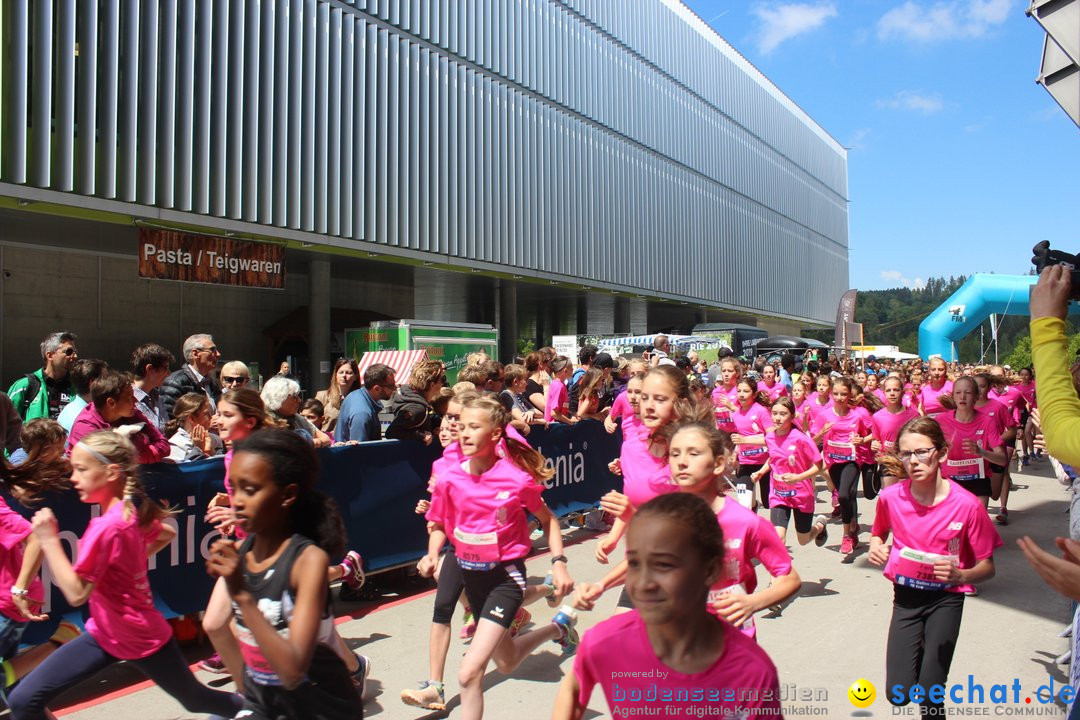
[1032,241,1080,300]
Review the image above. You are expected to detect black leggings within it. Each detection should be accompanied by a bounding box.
[735,463,770,509]
[9,633,239,720]
[886,585,965,718]
[433,549,465,624]
[829,462,860,524]
[862,463,881,500]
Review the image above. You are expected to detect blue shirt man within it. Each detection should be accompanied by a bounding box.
[336,364,396,442]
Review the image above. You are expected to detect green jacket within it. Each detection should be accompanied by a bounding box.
[7,368,71,421]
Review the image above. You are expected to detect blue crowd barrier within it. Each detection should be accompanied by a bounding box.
[11,420,623,643]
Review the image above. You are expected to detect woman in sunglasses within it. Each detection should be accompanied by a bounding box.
[869,416,1002,719]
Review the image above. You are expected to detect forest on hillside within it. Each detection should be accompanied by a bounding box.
[804,275,1078,367]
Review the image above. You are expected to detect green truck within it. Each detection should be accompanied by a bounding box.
[345,320,498,384]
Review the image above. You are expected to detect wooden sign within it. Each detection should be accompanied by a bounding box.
[137,228,286,289]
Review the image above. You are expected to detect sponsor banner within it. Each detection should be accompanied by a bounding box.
[137,228,285,288]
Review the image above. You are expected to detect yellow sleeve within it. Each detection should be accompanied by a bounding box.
[1031,317,1080,466]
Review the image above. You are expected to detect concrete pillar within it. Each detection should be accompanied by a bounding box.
[614,297,631,334]
[498,281,518,363]
[309,259,331,394]
[576,293,589,335]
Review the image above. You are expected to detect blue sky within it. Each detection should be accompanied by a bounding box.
[681,0,1079,292]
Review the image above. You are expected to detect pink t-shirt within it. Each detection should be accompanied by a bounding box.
[935,412,1001,483]
[620,431,677,509]
[1015,381,1036,411]
[574,610,782,717]
[426,457,544,568]
[976,398,1016,438]
[991,385,1026,426]
[545,378,569,423]
[816,407,870,467]
[429,442,464,489]
[73,502,172,660]
[920,379,954,417]
[764,428,819,514]
[872,388,887,404]
[730,403,772,465]
[804,393,834,433]
[609,393,630,423]
[872,479,1002,594]
[760,381,787,402]
[711,384,738,430]
[0,498,42,622]
[871,406,921,457]
[853,406,875,465]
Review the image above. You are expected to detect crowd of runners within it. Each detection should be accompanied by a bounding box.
[0,327,1066,720]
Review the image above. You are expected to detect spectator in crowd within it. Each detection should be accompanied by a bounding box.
[131,343,175,434]
[160,334,221,416]
[384,360,446,444]
[1030,264,1080,466]
[218,360,251,393]
[650,335,672,367]
[8,418,65,466]
[66,369,170,464]
[261,376,333,448]
[315,358,360,434]
[165,393,224,462]
[0,393,22,457]
[594,352,616,409]
[56,359,110,433]
[523,351,549,413]
[500,363,545,428]
[779,352,796,392]
[479,360,505,394]
[301,398,326,430]
[7,331,78,421]
[336,363,396,443]
[569,347,599,414]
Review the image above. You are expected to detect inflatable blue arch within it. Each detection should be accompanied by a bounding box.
[918,273,1079,360]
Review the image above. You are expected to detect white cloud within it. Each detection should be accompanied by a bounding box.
[753,3,838,54]
[877,90,944,114]
[877,0,1014,43]
[847,128,871,151]
[881,270,927,289]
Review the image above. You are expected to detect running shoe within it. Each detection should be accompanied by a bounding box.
[198,652,228,674]
[401,680,447,711]
[1022,456,1030,467]
[964,587,979,597]
[551,606,580,655]
[340,550,366,590]
[840,533,855,556]
[460,606,476,640]
[996,508,1009,526]
[509,607,532,637]
[813,515,829,548]
[49,620,81,645]
[831,490,839,508]
[541,573,559,608]
[351,653,371,700]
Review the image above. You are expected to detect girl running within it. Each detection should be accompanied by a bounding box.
[853,385,883,501]
[420,395,576,720]
[974,372,1019,525]
[919,357,954,418]
[574,420,800,639]
[871,376,921,490]
[206,429,361,719]
[936,377,1007,510]
[760,398,828,546]
[1015,367,1038,465]
[553,494,782,719]
[729,377,773,510]
[10,431,241,720]
[710,357,741,429]
[758,364,787,403]
[806,373,838,513]
[791,381,809,431]
[869,416,1001,719]
[812,377,872,560]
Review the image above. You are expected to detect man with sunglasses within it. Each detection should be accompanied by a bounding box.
[160,333,223,417]
[7,331,78,421]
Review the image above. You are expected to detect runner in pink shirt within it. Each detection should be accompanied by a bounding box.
[554,493,782,720]
[866,372,887,404]
[758,364,788,403]
[975,372,1019,527]
[812,377,873,560]
[919,357,954,417]
[869,416,1002,719]
[871,376,921,490]
[710,357,741,430]
[806,374,839,513]
[851,385,883,501]
[791,381,810,431]
[759,398,828,547]
[420,395,576,719]
[935,377,1007,510]
[1014,367,1038,464]
[12,430,240,719]
[572,421,800,641]
[731,377,773,510]
[904,370,925,410]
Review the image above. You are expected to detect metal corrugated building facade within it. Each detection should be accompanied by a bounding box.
[0,0,848,325]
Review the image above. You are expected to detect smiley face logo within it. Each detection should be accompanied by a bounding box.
[848,678,876,708]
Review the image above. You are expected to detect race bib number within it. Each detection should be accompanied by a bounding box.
[454,527,499,570]
[707,582,754,629]
[946,457,985,482]
[825,439,855,463]
[739,445,766,460]
[893,547,955,592]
